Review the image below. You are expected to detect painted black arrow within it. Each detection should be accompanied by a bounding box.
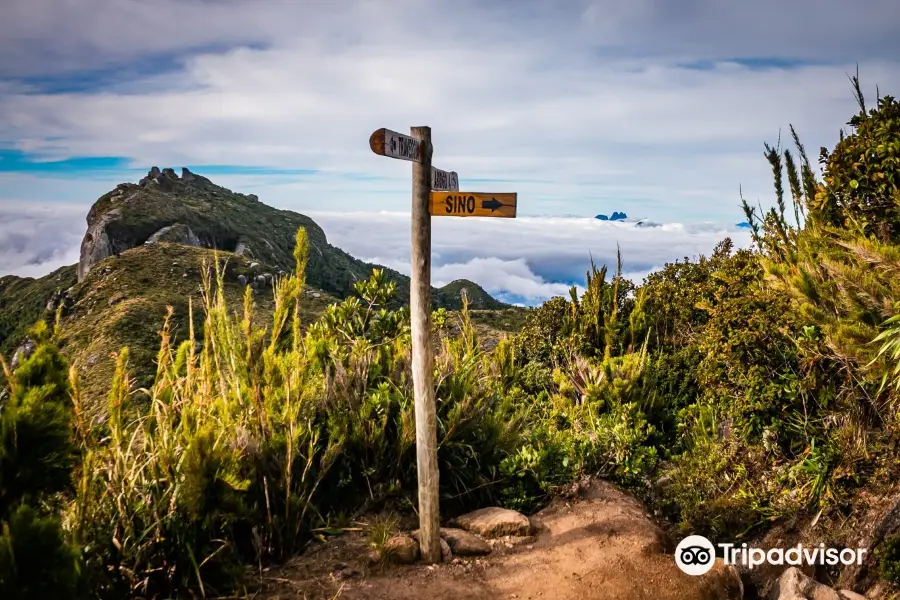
[481,198,513,212]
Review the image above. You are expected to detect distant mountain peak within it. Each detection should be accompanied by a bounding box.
[74,168,507,311]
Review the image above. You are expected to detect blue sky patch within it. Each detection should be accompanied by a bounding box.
[677,57,822,71]
[0,150,132,172]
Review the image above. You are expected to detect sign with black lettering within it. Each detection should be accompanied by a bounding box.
[431,167,459,191]
[429,192,517,218]
[369,128,421,162]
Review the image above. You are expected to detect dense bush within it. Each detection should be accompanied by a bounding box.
[59,229,657,598]
[0,321,80,599]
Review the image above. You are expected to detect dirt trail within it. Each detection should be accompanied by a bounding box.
[261,481,742,600]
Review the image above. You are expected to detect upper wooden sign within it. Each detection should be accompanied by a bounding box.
[431,167,459,192]
[369,128,421,162]
[429,192,517,218]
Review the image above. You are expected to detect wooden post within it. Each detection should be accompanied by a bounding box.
[410,125,441,563]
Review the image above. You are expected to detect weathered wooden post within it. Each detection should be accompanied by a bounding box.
[409,125,442,563]
[369,125,515,564]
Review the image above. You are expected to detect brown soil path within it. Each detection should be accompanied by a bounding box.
[260,481,742,600]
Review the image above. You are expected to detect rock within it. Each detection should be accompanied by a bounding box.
[161,167,178,179]
[247,194,258,202]
[238,274,247,287]
[453,507,532,539]
[384,535,420,564]
[838,591,866,600]
[769,567,842,600]
[702,559,744,599]
[235,241,253,257]
[249,262,260,270]
[255,275,267,286]
[843,494,900,589]
[146,224,202,247]
[78,207,121,281]
[108,293,126,306]
[440,528,491,556]
[10,338,37,370]
[149,166,161,178]
[181,167,196,181]
[639,528,671,555]
[441,537,452,560]
[331,564,358,580]
[312,292,321,298]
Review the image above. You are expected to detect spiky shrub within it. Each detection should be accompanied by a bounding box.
[0,321,80,600]
[72,229,338,598]
[70,228,536,597]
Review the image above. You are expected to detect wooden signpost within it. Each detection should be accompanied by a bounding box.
[369,125,516,564]
[431,167,459,192]
[430,192,517,218]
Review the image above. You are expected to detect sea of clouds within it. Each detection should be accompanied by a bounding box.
[0,203,751,305]
[307,212,752,305]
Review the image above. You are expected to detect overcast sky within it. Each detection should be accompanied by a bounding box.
[1,0,897,302]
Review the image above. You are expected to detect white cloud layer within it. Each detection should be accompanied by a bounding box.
[307,211,752,302]
[0,199,750,304]
[0,202,86,277]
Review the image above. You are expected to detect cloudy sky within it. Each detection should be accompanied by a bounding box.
[2,0,897,303]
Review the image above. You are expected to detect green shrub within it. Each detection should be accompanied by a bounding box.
[877,534,900,585]
[0,321,80,599]
[0,505,80,600]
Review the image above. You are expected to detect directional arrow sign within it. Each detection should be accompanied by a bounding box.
[429,192,517,218]
[431,167,459,191]
[369,128,422,162]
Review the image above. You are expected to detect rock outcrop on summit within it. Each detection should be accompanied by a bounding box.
[77,166,279,281]
[73,166,506,311]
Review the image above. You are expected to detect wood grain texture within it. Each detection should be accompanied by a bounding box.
[429,192,517,218]
[410,126,442,564]
[431,167,459,191]
[369,127,421,162]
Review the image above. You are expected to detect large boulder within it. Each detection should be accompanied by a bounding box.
[768,567,864,600]
[452,507,532,539]
[837,493,900,592]
[440,528,491,556]
[77,207,121,281]
[383,535,420,565]
[702,559,744,600]
[412,528,492,557]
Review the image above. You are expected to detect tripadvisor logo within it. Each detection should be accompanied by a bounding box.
[675,535,868,576]
[675,535,716,575]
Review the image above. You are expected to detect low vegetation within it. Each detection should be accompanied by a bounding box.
[2,80,900,597]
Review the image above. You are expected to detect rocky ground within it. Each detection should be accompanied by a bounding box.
[254,479,899,600]
[257,480,745,600]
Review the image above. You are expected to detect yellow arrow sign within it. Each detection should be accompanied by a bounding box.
[430,192,517,218]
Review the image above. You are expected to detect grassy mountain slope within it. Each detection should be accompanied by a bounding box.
[0,266,77,356]
[1,169,519,409]
[77,167,504,310]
